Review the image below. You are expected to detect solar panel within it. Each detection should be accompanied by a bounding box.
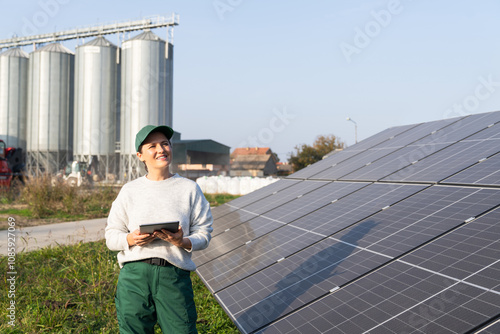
[339,143,450,181]
[198,110,500,333]
[401,207,500,288]
[210,203,242,220]
[259,261,500,334]
[241,181,329,215]
[342,123,419,152]
[215,179,301,214]
[311,147,400,180]
[307,114,500,182]
[382,123,500,183]
[209,210,259,237]
[288,124,419,180]
[285,150,361,180]
[386,139,500,182]
[223,230,389,333]
[193,182,370,266]
[261,181,369,223]
[348,186,500,257]
[197,224,326,293]
[193,216,285,267]
[443,152,500,186]
[258,204,500,333]
[298,124,440,181]
[289,183,427,235]
[371,117,462,148]
[196,184,428,328]
[415,111,500,145]
[210,186,500,333]
[208,181,330,237]
[340,113,500,182]
[210,179,303,232]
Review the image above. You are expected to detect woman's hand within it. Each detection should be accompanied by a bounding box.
[153,226,192,250]
[127,229,156,247]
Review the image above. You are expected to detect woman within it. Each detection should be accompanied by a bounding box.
[105,125,213,333]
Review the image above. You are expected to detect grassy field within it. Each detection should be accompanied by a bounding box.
[1,177,241,333]
[0,240,239,333]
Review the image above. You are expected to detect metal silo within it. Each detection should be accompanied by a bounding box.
[165,41,174,127]
[27,43,74,175]
[120,30,173,181]
[74,36,118,181]
[0,48,29,149]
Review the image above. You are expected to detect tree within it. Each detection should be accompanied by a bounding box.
[288,135,345,172]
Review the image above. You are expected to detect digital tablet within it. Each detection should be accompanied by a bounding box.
[139,221,179,234]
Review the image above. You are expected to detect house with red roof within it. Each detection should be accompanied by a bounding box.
[230,147,279,177]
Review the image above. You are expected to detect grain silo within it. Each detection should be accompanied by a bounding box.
[26,43,74,175]
[0,48,29,149]
[120,30,174,181]
[74,36,118,181]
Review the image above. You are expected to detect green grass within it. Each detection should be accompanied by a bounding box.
[0,184,241,332]
[1,180,241,331]
[0,240,239,333]
[193,274,240,333]
[0,208,31,217]
[204,193,240,207]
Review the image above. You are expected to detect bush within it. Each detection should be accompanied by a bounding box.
[19,176,119,219]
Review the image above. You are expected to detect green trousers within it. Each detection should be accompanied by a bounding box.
[115,261,198,334]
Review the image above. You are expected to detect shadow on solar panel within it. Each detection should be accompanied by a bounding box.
[197,110,500,334]
[234,220,379,333]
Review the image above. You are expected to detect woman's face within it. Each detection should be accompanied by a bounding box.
[136,131,172,172]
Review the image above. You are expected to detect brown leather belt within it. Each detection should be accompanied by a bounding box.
[126,257,172,267]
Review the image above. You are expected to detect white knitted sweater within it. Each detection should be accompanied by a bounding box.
[105,174,213,271]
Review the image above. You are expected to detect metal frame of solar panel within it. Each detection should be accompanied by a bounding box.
[476,318,500,334]
[194,110,500,334]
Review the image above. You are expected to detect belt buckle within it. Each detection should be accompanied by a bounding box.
[149,258,160,266]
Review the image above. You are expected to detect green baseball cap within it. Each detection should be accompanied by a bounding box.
[135,125,174,152]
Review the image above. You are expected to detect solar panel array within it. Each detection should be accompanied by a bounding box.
[193,111,500,334]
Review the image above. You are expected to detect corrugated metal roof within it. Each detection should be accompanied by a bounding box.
[174,139,230,147]
[32,43,74,54]
[125,30,164,42]
[172,139,230,154]
[79,36,117,48]
[0,48,28,58]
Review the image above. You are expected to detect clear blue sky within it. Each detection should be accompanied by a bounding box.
[2,0,500,161]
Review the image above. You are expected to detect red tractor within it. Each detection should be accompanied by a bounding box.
[0,139,25,189]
